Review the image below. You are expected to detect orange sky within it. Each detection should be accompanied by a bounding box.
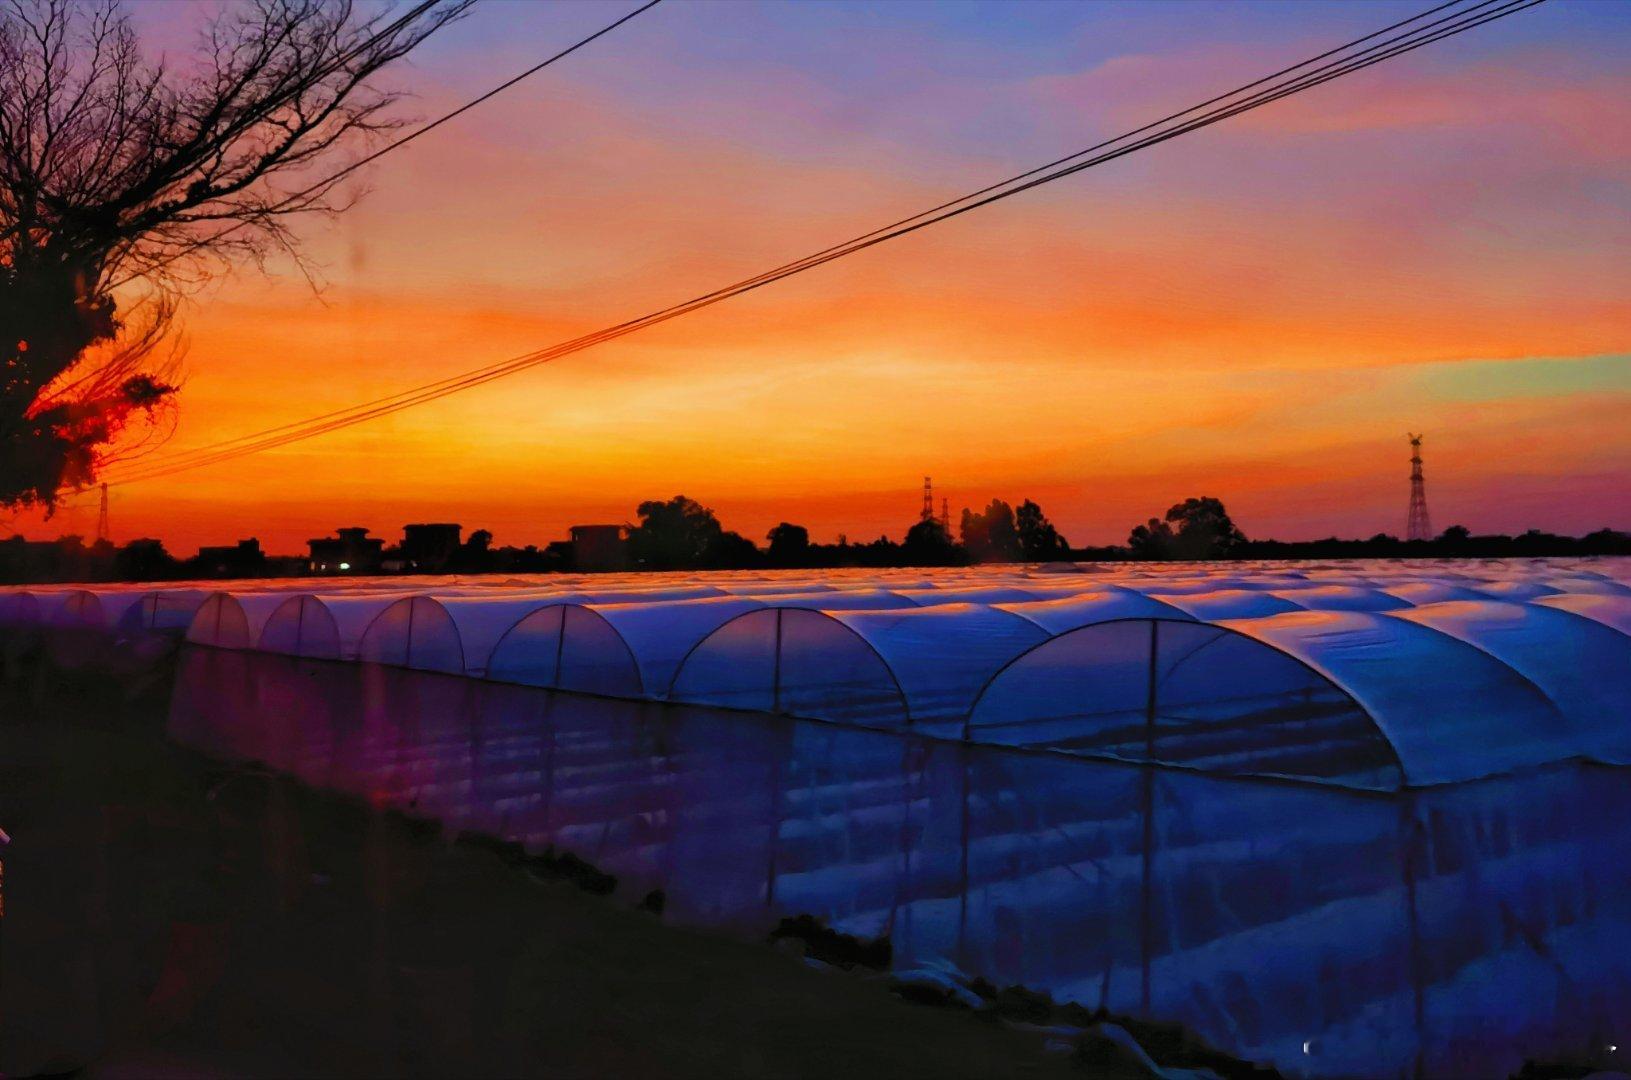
[9,0,1630,554]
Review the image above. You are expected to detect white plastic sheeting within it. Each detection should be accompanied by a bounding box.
[185,592,292,649]
[1226,610,1575,786]
[6,557,1631,789]
[0,591,40,626]
[668,607,909,725]
[356,596,466,675]
[258,595,344,659]
[1535,592,1631,636]
[39,589,103,628]
[484,603,642,696]
[165,648,1631,1080]
[1153,589,1307,620]
[1281,584,1412,611]
[998,586,1195,633]
[435,594,570,676]
[1389,600,1631,763]
[967,619,1399,788]
[1383,581,1496,605]
[670,603,1048,728]
[109,589,212,634]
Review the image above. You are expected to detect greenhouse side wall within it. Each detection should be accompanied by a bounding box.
[162,646,1631,1079]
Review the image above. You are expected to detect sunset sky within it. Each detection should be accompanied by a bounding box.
[13,0,1631,554]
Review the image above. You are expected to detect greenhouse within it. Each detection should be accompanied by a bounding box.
[6,557,1631,1078]
[7,562,1631,743]
[356,596,467,674]
[484,596,750,695]
[155,593,1631,1078]
[669,603,1049,727]
[965,604,1631,787]
[1536,591,1631,634]
[109,589,212,635]
[256,595,346,659]
[185,591,300,650]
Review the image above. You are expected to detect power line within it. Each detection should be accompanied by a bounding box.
[107,0,1484,470]
[107,0,665,288]
[107,0,1541,485]
[103,0,1545,486]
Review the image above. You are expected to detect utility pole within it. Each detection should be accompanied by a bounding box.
[1406,434,1432,542]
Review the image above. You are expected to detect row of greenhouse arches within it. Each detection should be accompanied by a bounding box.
[6,570,1631,790]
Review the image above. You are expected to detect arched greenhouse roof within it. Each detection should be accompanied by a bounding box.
[997,586,1196,634]
[111,589,211,634]
[831,604,1050,724]
[1121,577,1259,596]
[667,607,908,726]
[0,591,41,626]
[669,602,1048,729]
[32,589,104,628]
[1476,580,1564,601]
[968,601,1631,789]
[185,592,291,649]
[966,618,1402,789]
[258,595,343,659]
[761,588,920,611]
[356,596,466,675]
[892,585,1055,606]
[17,559,1631,792]
[433,594,574,675]
[315,594,422,657]
[1276,585,1412,612]
[589,596,770,693]
[462,587,931,684]
[1221,610,1583,786]
[1534,592,1631,636]
[1154,589,1308,621]
[1382,582,1495,605]
[1388,600,1631,763]
[716,582,834,597]
[0,588,121,664]
[1548,576,1631,596]
[482,603,643,697]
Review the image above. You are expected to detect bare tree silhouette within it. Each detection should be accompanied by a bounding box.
[0,0,471,510]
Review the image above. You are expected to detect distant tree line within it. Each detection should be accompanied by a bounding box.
[0,534,180,584]
[3,492,1626,584]
[1119,496,1631,561]
[622,495,1075,571]
[1233,524,1631,561]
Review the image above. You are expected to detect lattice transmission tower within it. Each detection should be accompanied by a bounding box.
[96,482,110,543]
[920,476,935,522]
[1406,433,1432,542]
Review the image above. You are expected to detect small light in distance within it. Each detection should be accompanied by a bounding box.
[339,562,351,571]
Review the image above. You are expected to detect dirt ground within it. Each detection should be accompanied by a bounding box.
[0,671,1080,1079]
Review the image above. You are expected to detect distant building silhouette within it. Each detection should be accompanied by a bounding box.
[308,527,383,574]
[400,522,462,572]
[195,538,266,578]
[570,524,628,571]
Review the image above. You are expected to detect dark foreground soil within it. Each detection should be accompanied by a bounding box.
[0,670,1080,1079]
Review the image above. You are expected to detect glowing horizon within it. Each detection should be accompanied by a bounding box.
[7,0,1629,555]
